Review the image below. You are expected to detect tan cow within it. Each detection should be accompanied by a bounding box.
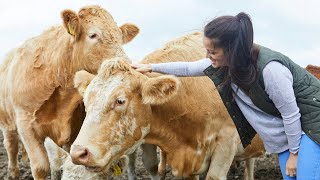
[44,137,129,180]
[0,5,139,180]
[70,32,265,180]
[306,64,320,79]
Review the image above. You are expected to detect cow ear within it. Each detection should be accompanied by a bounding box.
[120,23,139,44]
[44,137,68,171]
[142,75,180,105]
[74,70,95,96]
[61,9,81,38]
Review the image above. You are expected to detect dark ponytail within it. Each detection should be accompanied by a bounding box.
[204,12,257,92]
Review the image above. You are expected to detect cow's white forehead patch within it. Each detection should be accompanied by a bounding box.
[83,75,124,123]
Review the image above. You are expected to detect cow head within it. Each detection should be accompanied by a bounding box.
[62,5,139,73]
[70,58,180,171]
[44,137,128,179]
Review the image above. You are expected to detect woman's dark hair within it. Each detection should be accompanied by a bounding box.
[204,12,257,92]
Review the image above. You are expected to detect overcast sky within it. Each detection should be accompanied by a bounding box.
[0,0,319,67]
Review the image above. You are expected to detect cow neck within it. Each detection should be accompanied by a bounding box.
[142,102,228,176]
[38,26,80,87]
[144,112,208,152]
[145,120,210,176]
[53,36,80,88]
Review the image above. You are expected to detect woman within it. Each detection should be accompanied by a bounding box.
[131,12,320,179]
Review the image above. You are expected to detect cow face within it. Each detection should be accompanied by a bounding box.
[44,137,128,179]
[62,5,139,73]
[70,58,180,171]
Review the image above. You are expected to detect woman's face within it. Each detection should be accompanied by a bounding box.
[203,36,226,68]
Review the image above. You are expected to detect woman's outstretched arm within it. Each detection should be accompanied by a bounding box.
[131,58,212,76]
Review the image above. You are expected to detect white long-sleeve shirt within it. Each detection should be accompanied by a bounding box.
[152,58,302,153]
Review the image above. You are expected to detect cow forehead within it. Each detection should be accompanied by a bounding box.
[79,6,115,23]
[78,6,122,41]
[81,19,122,43]
[83,19,120,34]
[87,75,123,103]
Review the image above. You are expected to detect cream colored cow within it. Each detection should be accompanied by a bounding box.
[70,32,265,180]
[0,5,139,180]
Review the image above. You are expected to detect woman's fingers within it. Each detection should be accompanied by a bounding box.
[286,153,298,177]
[286,169,296,177]
[130,64,140,69]
[130,64,152,73]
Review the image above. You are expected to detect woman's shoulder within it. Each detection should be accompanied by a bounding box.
[256,44,288,59]
[263,61,291,80]
[265,61,285,69]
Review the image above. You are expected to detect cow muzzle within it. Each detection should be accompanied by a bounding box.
[70,145,91,165]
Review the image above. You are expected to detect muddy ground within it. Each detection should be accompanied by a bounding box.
[0,133,282,180]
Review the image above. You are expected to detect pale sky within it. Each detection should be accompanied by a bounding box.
[0,0,319,66]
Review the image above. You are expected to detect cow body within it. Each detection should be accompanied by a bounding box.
[0,5,139,179]
[70,32,266,180]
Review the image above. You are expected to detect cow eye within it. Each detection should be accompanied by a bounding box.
[116,99,126,105]
[89,33,98,39]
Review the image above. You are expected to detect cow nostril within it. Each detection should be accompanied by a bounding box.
[71,145,91,164]
[79,148,89,159]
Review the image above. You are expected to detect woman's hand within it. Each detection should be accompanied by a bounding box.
[130,63,152,73]
[286,152,298,177]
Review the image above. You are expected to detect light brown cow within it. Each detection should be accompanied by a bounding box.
[0,5,139,180]
[306,64,320,79]
[70,32,265,180]
[44,137,129,180]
